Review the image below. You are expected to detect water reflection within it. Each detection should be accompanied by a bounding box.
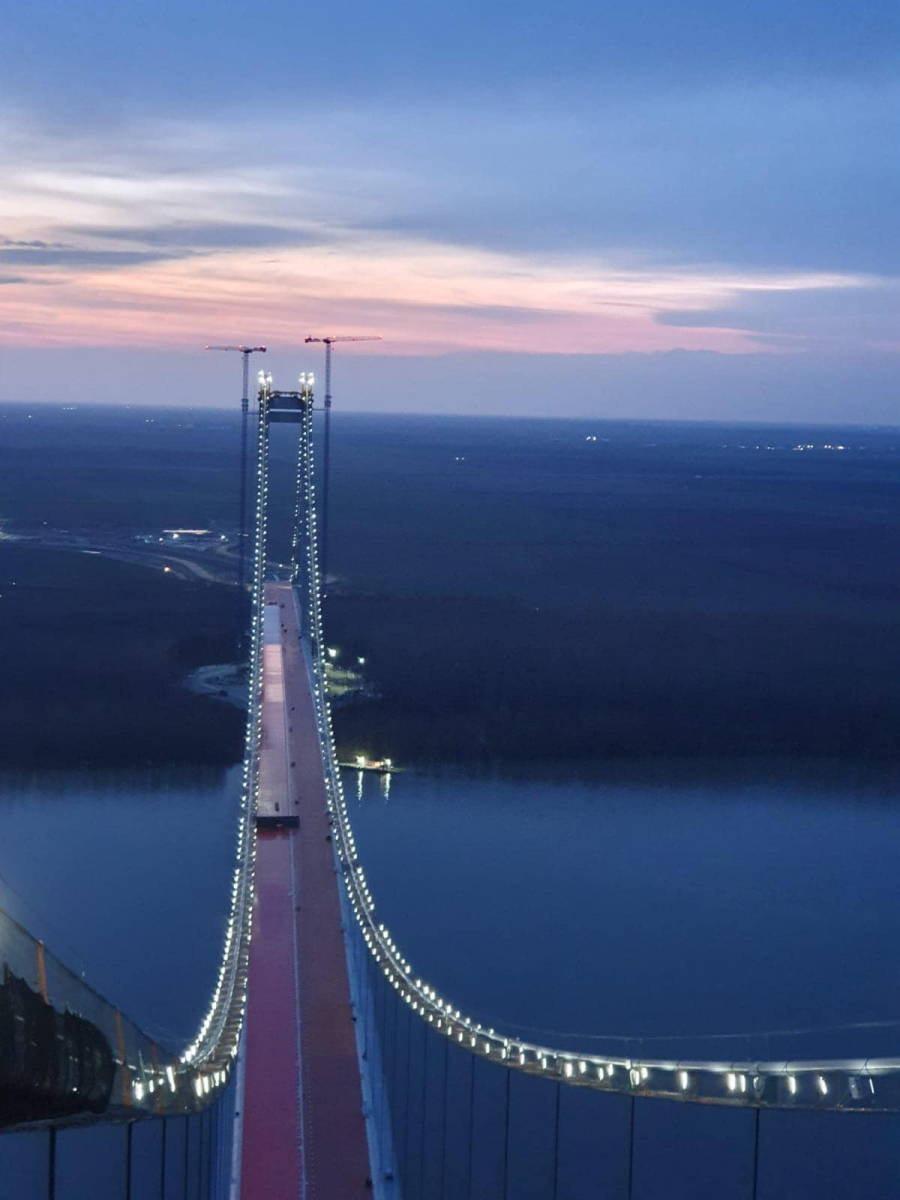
[353,766,392,802]
[0,763,242,1047]
[344,764,900,1064]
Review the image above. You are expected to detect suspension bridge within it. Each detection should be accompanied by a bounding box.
[2,368,899,1198]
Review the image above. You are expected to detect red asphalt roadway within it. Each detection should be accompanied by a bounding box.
[241,583,370,1199]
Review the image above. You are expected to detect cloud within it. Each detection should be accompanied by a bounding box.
[0,95,896,359]
[0,233,871,359]
[339,86,900,277]
[81,222,325,251]
[1,239,61,249]
[2,0,897,125]
[0,2,896,417]
[0,245,182,267]
[657,281,900,350]
[3,78,899,278]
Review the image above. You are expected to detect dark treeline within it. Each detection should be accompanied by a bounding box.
[2,406,899,779]
[327,592,900,772]
[0,546,244,768]
[320,414,900,778]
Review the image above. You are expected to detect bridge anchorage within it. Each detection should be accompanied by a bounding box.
[2,367,898,1198]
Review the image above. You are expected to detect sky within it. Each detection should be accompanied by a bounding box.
[0,0,897,419]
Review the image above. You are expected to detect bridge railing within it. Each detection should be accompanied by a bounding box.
[339,904,900,1200]
[1,402,273,1137]
[0,907,247,1134]
[295,469,900,1115]
[278,375,900,1200]
[308,630,900,1199]
[0,739,254,1133]
[0,1084,236,1199]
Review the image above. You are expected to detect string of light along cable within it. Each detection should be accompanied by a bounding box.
[286,374,900,1115]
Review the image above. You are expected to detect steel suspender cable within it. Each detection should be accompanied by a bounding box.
[551,1083,561,1200]
[159,1119,166,1200]
[502,1069,511,1200]
[627,1095,636,1200]
[467,1053,476,1200]
[440,1038,450,1200]
[751,1108,761,1200]
[48,1128,56,1200]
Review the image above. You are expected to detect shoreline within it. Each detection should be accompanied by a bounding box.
[185,663,248,710]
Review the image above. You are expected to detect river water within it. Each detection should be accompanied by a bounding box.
[1,407,898,1053]
[0,766,241,1046]
[347,763,900,1064]
[1,757,896,1062]
[2,406,900,1194]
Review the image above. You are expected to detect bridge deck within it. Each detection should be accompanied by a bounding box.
[240,828,303,1197]
[256,603,297,827]
[241,583,370,1199]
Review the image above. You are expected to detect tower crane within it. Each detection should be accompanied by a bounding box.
[204,345,267,607]
[303,335,382,589]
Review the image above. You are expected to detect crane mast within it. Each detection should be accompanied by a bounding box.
[204,346,267,643]
[303,334,382,589]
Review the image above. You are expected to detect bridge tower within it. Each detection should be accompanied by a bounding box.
[254,369,317,628]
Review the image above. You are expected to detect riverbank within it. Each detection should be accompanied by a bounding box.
[0,542,244,768]
[185,662,248,710]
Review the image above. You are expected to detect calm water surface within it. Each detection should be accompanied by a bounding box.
[348,764,900,1061]
[2,409,899,1196]
[2,408,899,1068]
[0,765,241,1047]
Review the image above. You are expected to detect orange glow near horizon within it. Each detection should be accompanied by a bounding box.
[0,118,881,360]
[0,239,870,357]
